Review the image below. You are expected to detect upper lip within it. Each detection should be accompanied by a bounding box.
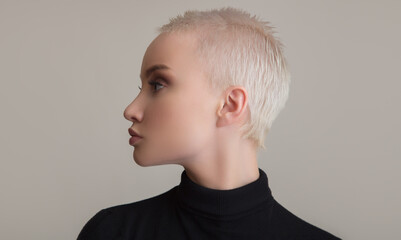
[129,128,143,137]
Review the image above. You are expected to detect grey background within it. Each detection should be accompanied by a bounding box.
[1,0,400,239]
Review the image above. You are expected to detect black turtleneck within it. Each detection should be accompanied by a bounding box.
[77,168,341,239]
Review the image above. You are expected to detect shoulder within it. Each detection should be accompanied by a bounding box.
[269,199,341,239]
[77,186,178,240]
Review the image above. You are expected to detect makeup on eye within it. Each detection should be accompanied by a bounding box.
[137,78,165,92]
[149,79,165,92]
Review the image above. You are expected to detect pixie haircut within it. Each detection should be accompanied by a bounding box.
[159,7,290,150]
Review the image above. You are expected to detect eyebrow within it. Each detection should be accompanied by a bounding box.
[141,64,170,79]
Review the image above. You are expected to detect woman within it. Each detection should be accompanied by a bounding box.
[77,7,340,240]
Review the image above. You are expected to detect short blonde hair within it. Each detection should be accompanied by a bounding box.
[159,7,291,150]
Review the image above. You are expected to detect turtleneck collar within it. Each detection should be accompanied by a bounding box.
[176,168,275,220]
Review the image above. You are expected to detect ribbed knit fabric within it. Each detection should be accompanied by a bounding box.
[77,168,341,239]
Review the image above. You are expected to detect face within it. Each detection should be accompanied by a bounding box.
[124,32,220,167]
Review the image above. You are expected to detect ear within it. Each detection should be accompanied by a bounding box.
[216,86,249,128]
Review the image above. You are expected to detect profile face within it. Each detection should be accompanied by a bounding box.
[124,32,219,167]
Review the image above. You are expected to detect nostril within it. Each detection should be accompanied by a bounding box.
[123,98,143,122]
[124,107,140,123]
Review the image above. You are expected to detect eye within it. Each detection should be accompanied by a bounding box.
[149,80,165,92]
[138,78,166,93]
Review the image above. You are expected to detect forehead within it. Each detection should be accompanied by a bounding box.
[140,32,199,78]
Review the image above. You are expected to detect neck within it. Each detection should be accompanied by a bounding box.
[182,138,259,190]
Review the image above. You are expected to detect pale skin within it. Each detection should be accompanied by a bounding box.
[123,31,260,190]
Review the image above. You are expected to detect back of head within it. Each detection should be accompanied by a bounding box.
[159,7,291,151]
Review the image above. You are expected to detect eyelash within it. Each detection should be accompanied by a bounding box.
[138,79,164,93]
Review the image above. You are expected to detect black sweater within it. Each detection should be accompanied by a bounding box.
[77,168,341,239]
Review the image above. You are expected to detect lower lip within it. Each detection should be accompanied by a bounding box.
[129,136,143,146]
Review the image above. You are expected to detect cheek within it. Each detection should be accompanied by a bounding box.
[144,94,213,158]
[172,95,215,151]
[147,96,198,142]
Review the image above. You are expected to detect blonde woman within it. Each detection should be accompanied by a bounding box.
[78,7,340,240]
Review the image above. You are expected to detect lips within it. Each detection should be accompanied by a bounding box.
[128,128,142,138]
[128,128,143,146]
[129,136,142,146]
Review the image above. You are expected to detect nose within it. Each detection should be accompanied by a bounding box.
[123,96,144,123]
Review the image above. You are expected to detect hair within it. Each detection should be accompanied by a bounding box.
[158,7,291,151]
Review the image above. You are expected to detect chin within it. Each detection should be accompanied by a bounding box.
[133,158,150,167]
[133,150,177,166]
[133,157,161,167]
[134,157,176,167]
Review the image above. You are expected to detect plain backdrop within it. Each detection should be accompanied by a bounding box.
[1,0,400,239]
